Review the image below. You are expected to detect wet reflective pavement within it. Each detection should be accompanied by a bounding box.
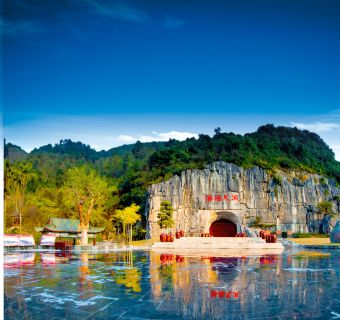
[4,244,340,320]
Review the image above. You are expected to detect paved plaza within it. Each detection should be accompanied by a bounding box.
[4,243,340,320]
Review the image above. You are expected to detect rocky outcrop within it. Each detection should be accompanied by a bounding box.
[319,215,338,234]
[330,221,340,243]
[145,162,340,238]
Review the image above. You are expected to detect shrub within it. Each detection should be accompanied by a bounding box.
[292,232,329,238]
[272,175,282,186]
[249,216,276,229]
[319,177,327,186]
[274,186,279,197]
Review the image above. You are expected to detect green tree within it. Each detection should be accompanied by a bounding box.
[317,200,333,215]
[63,166,110,245]
[112,203,141,242]
[157,200,175,232]
[4,161,37,233]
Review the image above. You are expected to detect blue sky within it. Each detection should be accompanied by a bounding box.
[2,0,340,159]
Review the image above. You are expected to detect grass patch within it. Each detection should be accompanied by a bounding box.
[131,238,158,247]
[288,237,340,246]
[292,250,330,258]
[292,232,329,238]
[288,237,331,245]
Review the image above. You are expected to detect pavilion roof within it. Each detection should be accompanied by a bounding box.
[35,218,105,234]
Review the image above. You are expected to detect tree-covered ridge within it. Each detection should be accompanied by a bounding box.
[4,124,340,238]
[27,139,165,162]
[31,139,100,161]
[4,141,28,162]
[147,124,340,182]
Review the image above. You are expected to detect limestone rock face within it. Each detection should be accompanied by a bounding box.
[330,221,340,243]
[319,215,338,234]
[145,162,340,238]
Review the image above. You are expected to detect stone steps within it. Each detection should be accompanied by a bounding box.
[152,236,284,250]
[176,236,266,244]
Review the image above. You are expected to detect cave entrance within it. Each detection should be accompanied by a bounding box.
[209,219,237,237]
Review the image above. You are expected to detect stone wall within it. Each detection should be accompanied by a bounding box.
[145,162,340,238]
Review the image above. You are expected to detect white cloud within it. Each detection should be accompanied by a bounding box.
[117,134,136,143]
[290,122,340,132]
[117,131,198,144]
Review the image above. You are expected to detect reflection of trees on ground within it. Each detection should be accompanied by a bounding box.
[79,252,92,292]
[115,268,141,293]
[112,250,142,293]
[158,264,174,292]
[78,251,143,294]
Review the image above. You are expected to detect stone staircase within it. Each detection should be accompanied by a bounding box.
[152,236,284,250]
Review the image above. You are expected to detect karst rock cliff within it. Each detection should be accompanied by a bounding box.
[145,162,340,238]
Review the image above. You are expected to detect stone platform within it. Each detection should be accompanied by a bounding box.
[152,236,284,253]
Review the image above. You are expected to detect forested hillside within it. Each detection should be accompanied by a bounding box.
[4,124,340,238]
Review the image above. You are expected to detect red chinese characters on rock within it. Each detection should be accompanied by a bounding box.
[205,194,239,203]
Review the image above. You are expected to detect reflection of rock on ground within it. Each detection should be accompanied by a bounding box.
[330,220,340,243]
[149,251,287,318]
[210,257,239,278]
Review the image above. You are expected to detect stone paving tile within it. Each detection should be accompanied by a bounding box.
[279,312,334,320]
[6,304,93,320]
[246,317,280,320]
[4,248,340,320]
[85,308,129,320]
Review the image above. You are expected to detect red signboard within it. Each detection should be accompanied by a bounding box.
[205,194,239,202]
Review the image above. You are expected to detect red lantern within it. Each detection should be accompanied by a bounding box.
[180,230,185,237]
[170,234,174,242]
[160,233,166,242]
[272,234,277,243]
[175,231,181,239]
[218,291,225,298]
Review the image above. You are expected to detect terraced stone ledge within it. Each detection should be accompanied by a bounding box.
[152,237,284,252]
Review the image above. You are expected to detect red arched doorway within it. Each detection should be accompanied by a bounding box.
[209,219,237,237]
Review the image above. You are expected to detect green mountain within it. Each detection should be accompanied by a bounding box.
[4,125,340,235]
[5,125,340,186]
